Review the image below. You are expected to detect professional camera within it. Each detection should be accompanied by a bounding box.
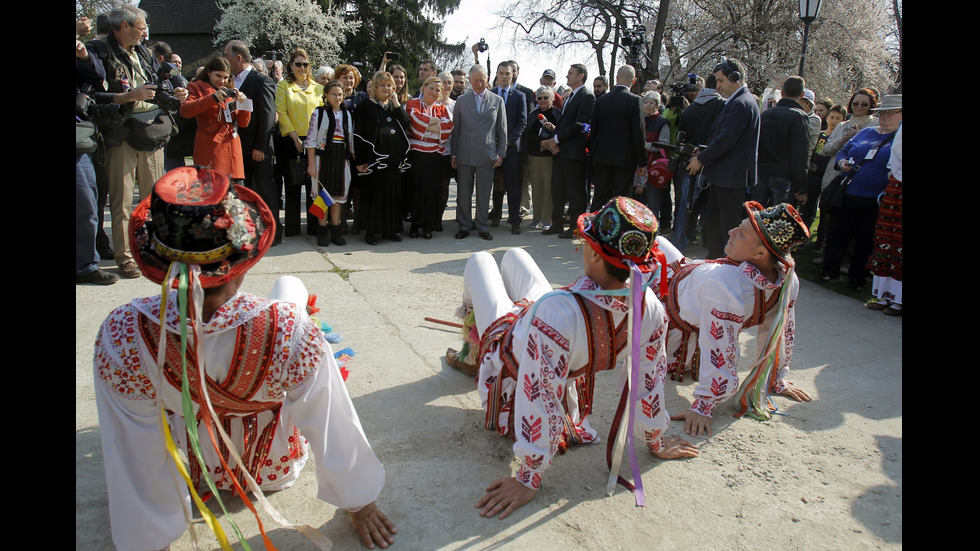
[476,38,489,52]
[668,74,698,109]
[219,87,237,99]
[621,25,646,67]
[646,131,705,174]
[147,61,182,112]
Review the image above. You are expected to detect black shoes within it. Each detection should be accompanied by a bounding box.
[511,225,521,235]
[542,225,563,235]
[479,231,493,241]
[77,269,119,285]
[558,229,576,239]
[454,230,469,239]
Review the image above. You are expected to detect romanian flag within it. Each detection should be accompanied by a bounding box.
[308,187,335,220]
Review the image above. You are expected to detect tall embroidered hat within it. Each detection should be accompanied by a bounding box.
[576,196,661,273]
[744,201,810,265]
[130,166,275,288]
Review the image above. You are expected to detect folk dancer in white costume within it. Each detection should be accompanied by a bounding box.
[659,201,813,438]
[94,167,396,550]
[448,197,699,520]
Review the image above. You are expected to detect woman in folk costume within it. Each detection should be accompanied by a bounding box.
[659,201,812,438]
[306,80,355,247]
[448,197,699,520]
[93,167,395,550]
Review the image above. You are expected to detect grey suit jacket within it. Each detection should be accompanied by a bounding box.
[451,90,507,166]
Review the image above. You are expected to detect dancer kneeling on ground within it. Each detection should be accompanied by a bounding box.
[448,197,698,520]
[659,201,813,439]
[93,167,395,550]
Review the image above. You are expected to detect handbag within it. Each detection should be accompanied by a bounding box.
[126,108,175,151]
[287,157,312,188]
[76,120,99,154]
[819,172,851,214]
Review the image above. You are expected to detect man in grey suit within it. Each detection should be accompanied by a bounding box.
[452,64,508,241]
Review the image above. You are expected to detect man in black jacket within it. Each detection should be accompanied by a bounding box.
[225,40,282,244]
[88,5,187,278]
[753,76,810,207]
[588,65,646,210]
[541,64,594,238]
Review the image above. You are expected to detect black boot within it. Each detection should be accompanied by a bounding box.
[330,223,346,246]
[317,225,330,246]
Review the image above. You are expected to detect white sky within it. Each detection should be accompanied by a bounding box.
[440,0,604,89]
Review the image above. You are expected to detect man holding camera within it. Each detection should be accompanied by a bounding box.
[88,5,187,278]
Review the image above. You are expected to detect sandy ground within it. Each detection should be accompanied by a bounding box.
[76,207,902,550]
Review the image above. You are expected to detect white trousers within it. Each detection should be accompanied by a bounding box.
[462,248,553,335]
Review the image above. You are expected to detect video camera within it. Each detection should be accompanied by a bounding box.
[668,73,698,109]
[621,25,645,67]
[647,130,705,174]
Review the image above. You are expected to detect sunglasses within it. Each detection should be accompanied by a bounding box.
[852,101,870,107]
[293,62,310,68]
[536,96,550,101]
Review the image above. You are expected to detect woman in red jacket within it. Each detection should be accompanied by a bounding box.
[179,56,250,182]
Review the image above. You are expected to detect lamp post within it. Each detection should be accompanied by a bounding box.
[798,0,823,77]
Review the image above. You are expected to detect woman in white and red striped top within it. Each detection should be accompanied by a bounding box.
[405,76,453,238]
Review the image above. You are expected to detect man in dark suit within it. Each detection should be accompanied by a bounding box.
[489,61,527,234]
[541,64,594,238]
[588,65,646,210]
[225,40,281,243]
[686,58,760,259]
[451,64,508,241]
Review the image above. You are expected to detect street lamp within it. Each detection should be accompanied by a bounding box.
[798,0,823,77]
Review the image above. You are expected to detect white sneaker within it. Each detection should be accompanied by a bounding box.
[529,221,542,229]
[541,223,552,231]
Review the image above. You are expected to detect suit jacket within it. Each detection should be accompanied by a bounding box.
[515,83,535,115]
[237,69,277,156]
[492,85,527,152]
[697,86,761,190]
[553,85,594,160]
[588,85,645,169]
[451,90,507,166]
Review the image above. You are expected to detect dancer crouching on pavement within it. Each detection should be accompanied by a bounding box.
[659,201,813,438]
[94,167,395,550]
[448,197,698,520]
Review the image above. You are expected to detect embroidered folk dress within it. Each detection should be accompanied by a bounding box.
[657,237,799,419]
[94,292,384,551]
[476,275,671,492]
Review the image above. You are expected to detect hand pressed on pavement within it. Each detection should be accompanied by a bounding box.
[778,381,812,402]
[350,502,396,549]
[670,409,713,437]
[651,436,700,459]
[475,477,536,519]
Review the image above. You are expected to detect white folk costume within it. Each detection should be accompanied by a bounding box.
[656,201,811,421]
[658,236,799,417]
[94,167,385,551]
[94,289,385,550]
[459,198,673,495]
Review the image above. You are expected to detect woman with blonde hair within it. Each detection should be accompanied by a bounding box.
[352,71,411,245]
[275,47,323,237]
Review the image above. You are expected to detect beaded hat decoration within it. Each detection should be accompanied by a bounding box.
[744,201,810,265]
[576,196,660,273]
[130,166,275,288]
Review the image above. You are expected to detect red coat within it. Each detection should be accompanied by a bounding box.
[179,80,251,179]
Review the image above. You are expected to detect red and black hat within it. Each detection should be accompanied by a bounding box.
[130,166,275,288]
[744,201,810,265]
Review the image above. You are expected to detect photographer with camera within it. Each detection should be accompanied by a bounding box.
[179,56,251,184]
[87,5,187,278]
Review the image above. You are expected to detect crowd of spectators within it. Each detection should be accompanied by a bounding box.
[77,7,901,317]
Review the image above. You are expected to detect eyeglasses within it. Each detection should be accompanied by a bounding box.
[536,96,550,101]
[293,62,310,68]
[852,101,870,107]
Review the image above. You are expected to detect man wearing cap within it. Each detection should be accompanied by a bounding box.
[93,167,396,550]
[798,88,823,158]
[660,201,813,438]
[449,197,698,519]
[539,69,564,109]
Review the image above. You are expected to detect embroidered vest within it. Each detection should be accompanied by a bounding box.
[482,291,628,451]
[137,308,298,490]
[664,259,780,381]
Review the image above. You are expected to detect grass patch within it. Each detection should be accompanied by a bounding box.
[328,266,359,281]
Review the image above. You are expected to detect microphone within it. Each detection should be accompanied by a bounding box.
[537,113,545,121]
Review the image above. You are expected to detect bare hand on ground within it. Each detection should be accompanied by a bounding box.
[778,381,812,402]
[651,436,700,459]
[475,477,536,519]
[350,502,396,549]
[670,409,713,437]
